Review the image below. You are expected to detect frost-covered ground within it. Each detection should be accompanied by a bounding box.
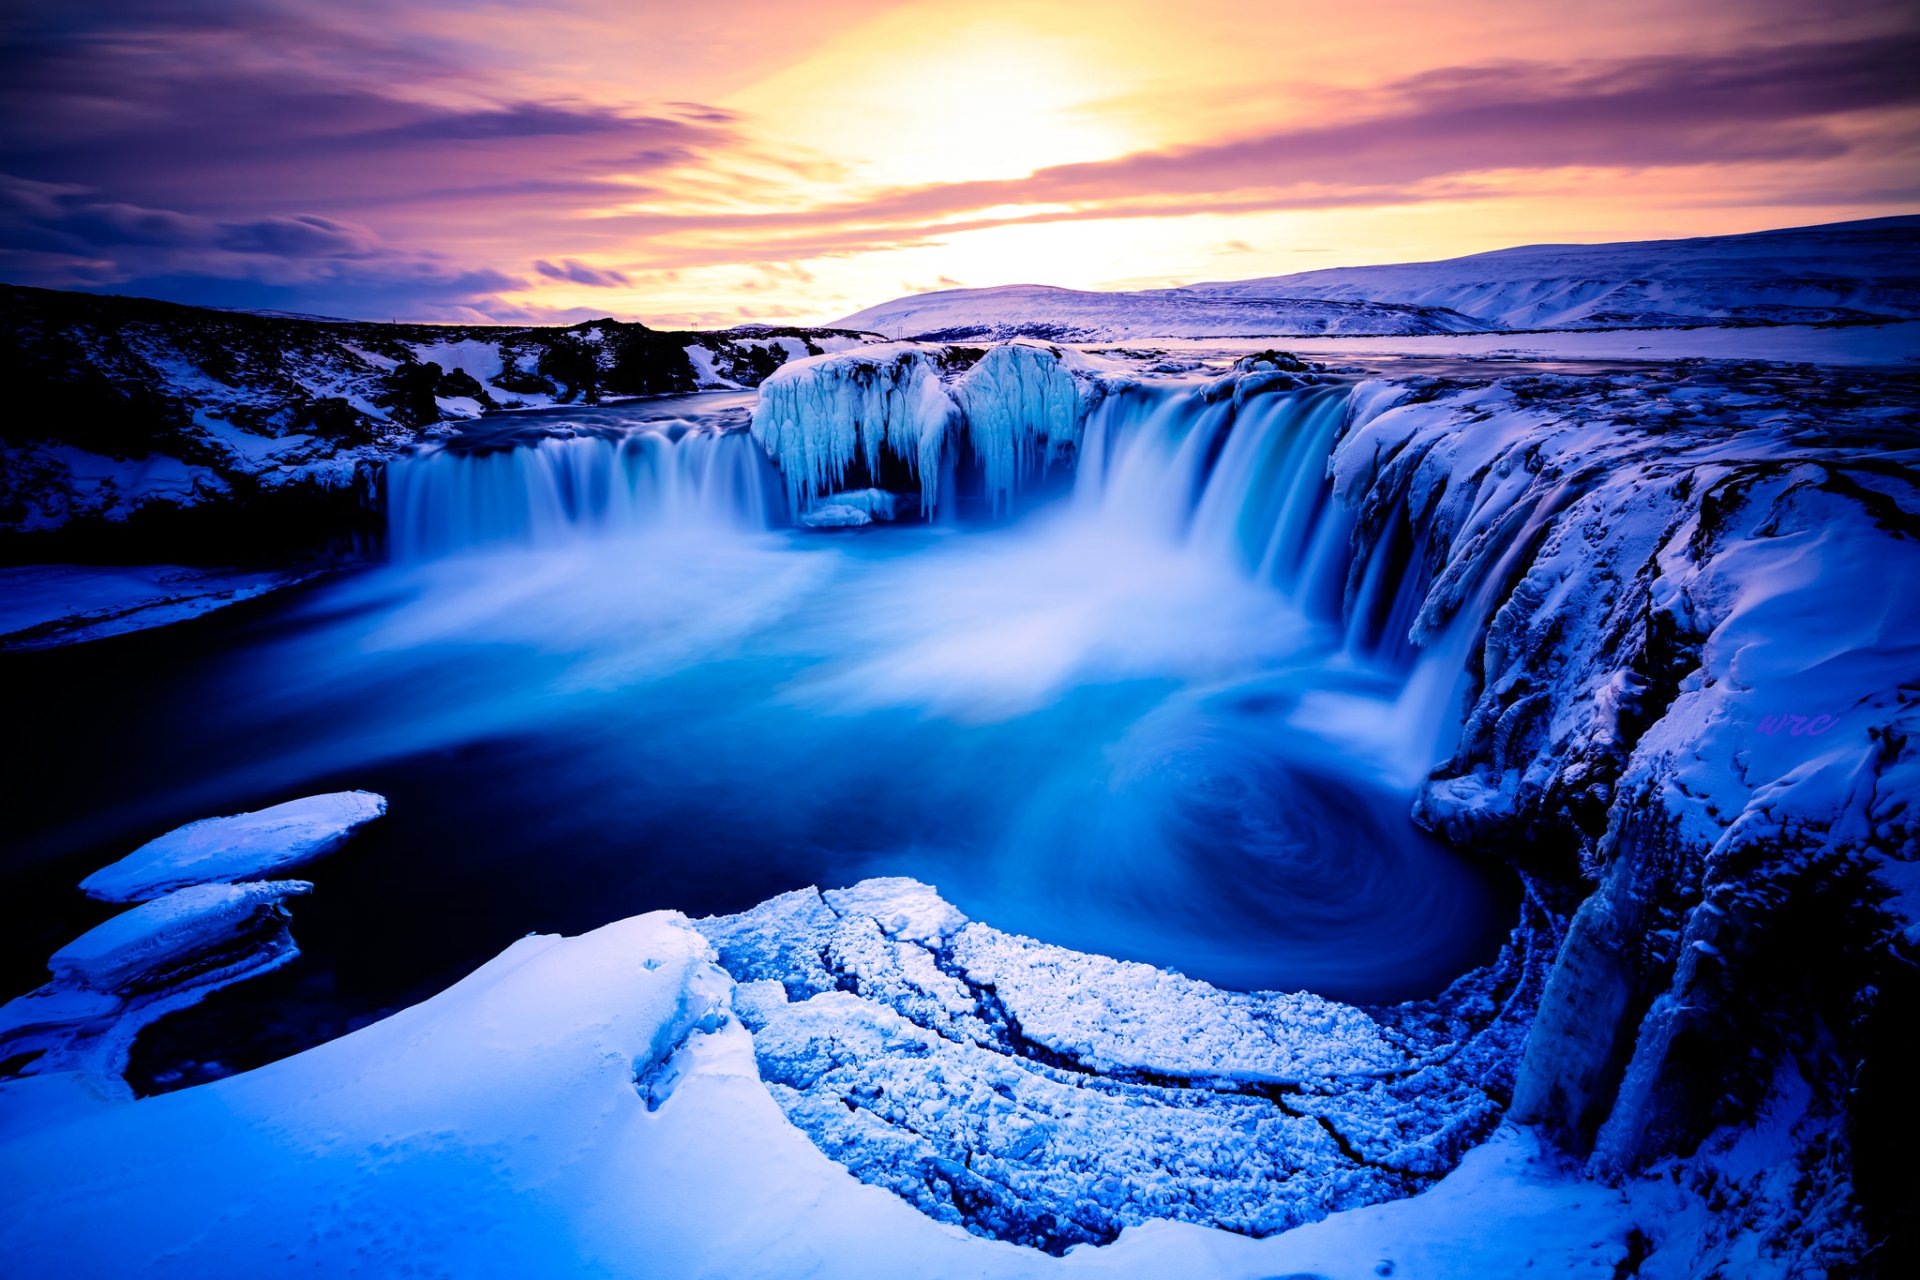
[1145,319,1920,368]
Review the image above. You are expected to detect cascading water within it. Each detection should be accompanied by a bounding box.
[386,424,786,559]
[13,363,1521,1093]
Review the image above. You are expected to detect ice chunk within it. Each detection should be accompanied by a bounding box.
[822,877,968,944]
[1,881,312,1094]
[797,503,870,528]
[80,791,386,902]
[50,882,314,993]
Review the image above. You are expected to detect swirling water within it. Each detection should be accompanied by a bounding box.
[5,387,1512,1086]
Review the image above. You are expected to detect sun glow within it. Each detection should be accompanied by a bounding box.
[731,18,1143,190]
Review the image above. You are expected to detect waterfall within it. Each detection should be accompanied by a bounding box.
[383,365,1518,776]
[386,427,786,558]
[1068,381,1370,629]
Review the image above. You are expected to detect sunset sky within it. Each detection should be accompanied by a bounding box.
[2,0,1916,326]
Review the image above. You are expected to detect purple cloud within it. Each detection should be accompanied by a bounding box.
[534,258,632,288]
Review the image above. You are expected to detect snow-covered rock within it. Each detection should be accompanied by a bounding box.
[0,882,311,1095]
[695,876,1554,1252]
[797,502,872,528]
[1322,362,1920,1221]
[752,344,957,514]
[0,285,874,550]
[80,791,387,902]
[751,340,1125,516]
[953,341,1107,510]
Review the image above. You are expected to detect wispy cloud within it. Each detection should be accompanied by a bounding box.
[0,0,1914,321]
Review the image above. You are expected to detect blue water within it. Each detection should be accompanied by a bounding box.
[3,389,1514,1089]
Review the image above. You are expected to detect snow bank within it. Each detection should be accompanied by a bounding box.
[0,883,1846,1277]
[80,791,387,902]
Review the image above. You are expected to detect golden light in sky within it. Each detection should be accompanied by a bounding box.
[3,0,1915,322]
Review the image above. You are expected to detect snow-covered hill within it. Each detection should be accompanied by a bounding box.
[1200,215,1920,330]
[837,217,1920,339]
[834,283,1487,342]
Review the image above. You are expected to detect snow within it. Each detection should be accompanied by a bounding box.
[79,791,387,902]
[684,341,737,388]
[407,337,506,384]
[1195,215,1920,330]
[838,217,1919,339]
[0,564,318,651]
[0,882,312,1097]
[1143,320,1920,367]
[837,282,1483,342]
[0,893,1824,1278]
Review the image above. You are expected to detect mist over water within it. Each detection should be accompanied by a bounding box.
[9,387,1513,1054]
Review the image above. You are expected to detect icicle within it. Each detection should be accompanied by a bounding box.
[750,346,955,516]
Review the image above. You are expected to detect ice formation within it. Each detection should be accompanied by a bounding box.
[752,340,1123,517]
[80,791,387,902]
[0,882,311,1096]
[752,344,956,515]
[1319,365,1919,1238]
[952,341,1104,510]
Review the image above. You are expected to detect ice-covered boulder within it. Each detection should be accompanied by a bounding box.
[751,345,956,516]
[951,341,1103,511]
[80,790,386,902]
[751,340,1121,518]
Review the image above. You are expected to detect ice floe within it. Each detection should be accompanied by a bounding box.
[80,791,387,902]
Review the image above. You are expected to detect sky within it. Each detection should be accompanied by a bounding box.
[1,0,1916,327]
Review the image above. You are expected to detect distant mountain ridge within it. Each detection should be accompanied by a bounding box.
[836,216,1920,340]
[835,284,1485,343]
